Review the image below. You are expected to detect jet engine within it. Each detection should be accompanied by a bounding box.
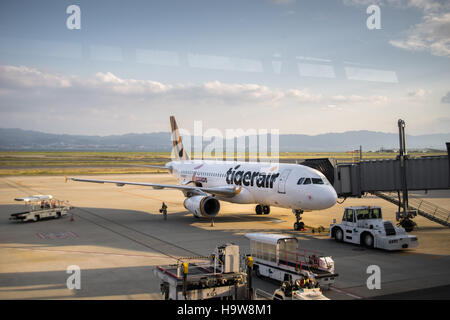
[183,195,220,218]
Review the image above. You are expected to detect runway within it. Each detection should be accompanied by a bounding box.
[0,174,449,299]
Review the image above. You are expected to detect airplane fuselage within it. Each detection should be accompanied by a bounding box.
[168,160,338,211]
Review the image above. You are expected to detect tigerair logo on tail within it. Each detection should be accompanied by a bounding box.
[226,165,280,189]
[170,116,189,160]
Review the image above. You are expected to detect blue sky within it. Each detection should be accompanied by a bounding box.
[0,0,449,135]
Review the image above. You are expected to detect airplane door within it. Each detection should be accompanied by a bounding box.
[277,169,292,194]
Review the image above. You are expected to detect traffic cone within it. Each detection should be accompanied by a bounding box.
[70,213,74,222]
[210,219,214,227]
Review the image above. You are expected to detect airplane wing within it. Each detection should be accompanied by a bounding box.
[133,164,171,170]
[127,164,172,171]
[66,177,240,198]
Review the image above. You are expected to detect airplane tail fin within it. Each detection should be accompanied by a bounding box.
[170,116,190,161]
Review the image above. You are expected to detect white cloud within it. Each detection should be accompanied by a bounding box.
[407,88,428,98]
[0,65,321,105]
[86,72,172,95]
[0,64,391,120]
[0,65,72,89]
[343,0,450,57]
[389,12,450,57]
[286,89,323,102]
[331,94,389,104]
[343,0,446,12]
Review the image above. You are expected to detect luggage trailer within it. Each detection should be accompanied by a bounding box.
[9,195,71,222]
[245,233,338,289]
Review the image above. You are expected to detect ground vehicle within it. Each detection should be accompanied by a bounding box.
[9,195,71,222]
[154,244,248,300]
[272,280,329,300]
[330,206,419,250]
[245,233,337,289]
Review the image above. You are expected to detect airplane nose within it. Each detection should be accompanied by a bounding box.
[302,186,337,210]
[327,187,338,207]
[315,186,337,209]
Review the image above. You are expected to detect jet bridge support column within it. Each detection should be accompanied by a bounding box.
[396,119,417,231]
[447,142,450,188]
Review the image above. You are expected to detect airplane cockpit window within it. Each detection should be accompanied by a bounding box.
[321,176,331,185]
[303,178,311,185]
[312,178,324,184]
[297,178,305,185]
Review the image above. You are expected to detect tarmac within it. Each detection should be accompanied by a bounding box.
[0,174,449,300]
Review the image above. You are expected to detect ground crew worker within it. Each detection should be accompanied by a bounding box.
[161,202,167,220]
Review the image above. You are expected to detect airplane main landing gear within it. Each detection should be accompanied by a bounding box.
[256,205,270,215]
[293,209,304,231]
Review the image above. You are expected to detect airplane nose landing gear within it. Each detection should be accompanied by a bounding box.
[255,205,263,215]
[256,205,271,215]
[293,209,304,231]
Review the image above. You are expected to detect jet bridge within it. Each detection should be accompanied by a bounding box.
[299,121,450,229]
[300,154,450,228]
[333,155,450,197]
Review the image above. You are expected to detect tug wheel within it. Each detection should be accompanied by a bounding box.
[362,233,374,248]
[334,228,343,242]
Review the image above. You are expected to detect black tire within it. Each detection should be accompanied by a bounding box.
[400,219,415,232]
[263,206,270,215]
[255,205,263,215]
[294,222,304,230]
[334,227,343,242]
[362,233,374,248]
[56,212,61,219]
[255,266,262,278]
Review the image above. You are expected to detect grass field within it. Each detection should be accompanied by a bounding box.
[0,150,446,176]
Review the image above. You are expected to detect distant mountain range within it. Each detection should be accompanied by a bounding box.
[0,128,449,152]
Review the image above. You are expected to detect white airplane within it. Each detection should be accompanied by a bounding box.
[68,116,338,230]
